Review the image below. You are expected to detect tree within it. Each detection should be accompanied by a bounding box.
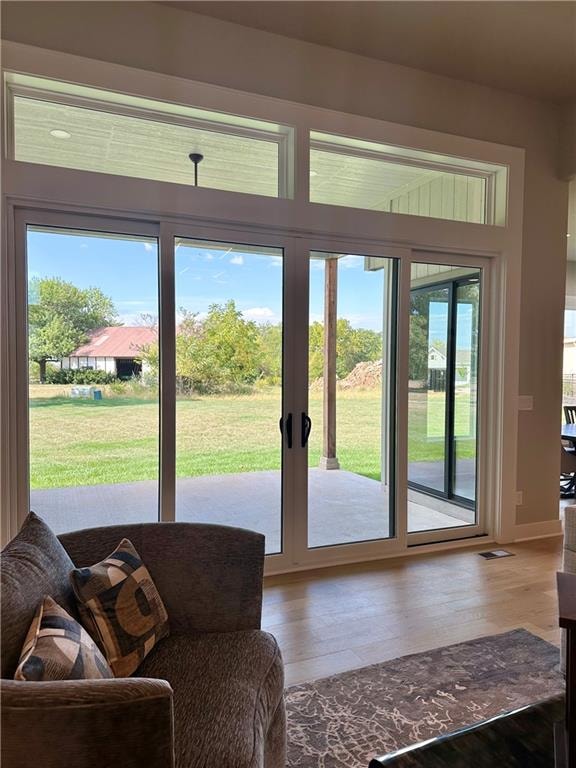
[258,323,282,384]
[28,277,117,382]
[308,318,382,380]
[147,301,262,393]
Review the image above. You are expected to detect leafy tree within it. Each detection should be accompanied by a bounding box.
[202,300,260,388]
[148,301,262,394]
[258,323,282,384]
[309,318,382,380]
[28,277,117,382]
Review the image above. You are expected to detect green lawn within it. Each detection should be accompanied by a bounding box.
[29,387,476,489]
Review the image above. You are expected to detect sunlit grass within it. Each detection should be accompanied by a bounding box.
[29,387,475,489]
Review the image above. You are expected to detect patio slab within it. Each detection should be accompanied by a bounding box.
[31,469,473,554]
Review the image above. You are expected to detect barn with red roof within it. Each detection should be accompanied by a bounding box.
[61,326,156,379]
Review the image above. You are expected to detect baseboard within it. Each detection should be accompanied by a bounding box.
[507,519,564,542]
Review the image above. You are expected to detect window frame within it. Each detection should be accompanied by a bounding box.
[309,135,499,225]
[1,42,533,560]
[6,77,294,199]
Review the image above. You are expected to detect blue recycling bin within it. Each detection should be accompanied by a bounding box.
[93,389,102,400]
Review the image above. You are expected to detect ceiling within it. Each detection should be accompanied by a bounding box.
[163,1,576,104]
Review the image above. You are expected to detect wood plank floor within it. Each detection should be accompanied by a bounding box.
[263,537,563,686]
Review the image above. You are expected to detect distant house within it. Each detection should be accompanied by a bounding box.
[428,345,447,370]
[61,326,156,379]
[428,345,472,387]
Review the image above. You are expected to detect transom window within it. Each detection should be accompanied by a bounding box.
[5,73,508,225]
[6,73,292,198]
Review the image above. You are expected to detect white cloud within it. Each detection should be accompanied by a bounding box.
[230,254,244,266]
[143,242,154,252]
[269,256,283,268]
[242,307,276,321]
[80,243,88,249]
[205,253,214,261]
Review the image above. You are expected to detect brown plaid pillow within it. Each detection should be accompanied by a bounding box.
[70,539,169,677]
[14,595,113,681]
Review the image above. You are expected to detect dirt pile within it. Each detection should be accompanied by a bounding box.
[310,360,383,391]
[340,360,383,389]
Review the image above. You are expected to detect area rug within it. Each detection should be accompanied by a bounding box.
[285,629,563,768]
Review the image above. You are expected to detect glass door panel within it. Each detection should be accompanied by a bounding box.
[407,285,450,495]
[453,279,480,502]
[307,252,396,548]
[27,226,160,533]
[174,239,284,554]
[407,263,481,534]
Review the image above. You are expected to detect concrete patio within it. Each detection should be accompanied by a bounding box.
[31,468,475,553]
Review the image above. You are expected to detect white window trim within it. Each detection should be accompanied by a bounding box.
[0,42,537,562]
[6,78,294,199]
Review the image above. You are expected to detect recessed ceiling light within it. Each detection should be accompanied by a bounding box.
[309,170,318,177]
[49,129,71,139]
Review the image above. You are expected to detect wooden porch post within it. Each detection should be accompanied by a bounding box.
[319,257,340,470]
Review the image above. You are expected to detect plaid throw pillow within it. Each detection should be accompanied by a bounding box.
[14,595,113,681]
[70,538,169,677]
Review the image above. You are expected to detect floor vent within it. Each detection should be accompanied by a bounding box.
[478,550,515,560]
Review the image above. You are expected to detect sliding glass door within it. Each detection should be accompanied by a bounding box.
[20,213,486,565]
[174,238,285,554]
[305,251,397,550]
[407,264,481,534]
[26,225,160,533]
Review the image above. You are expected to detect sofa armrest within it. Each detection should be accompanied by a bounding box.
[1,678,174,768]
[60,522,265,633]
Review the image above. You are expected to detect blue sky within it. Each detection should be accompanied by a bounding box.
[27,228,473,347]
[566,309,576,338]
[27,229,389,330]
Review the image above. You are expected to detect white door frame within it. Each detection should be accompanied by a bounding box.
[7,205,498,572]
[404,249,492,547]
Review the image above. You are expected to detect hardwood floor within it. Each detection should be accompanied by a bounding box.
[263,537,563,686]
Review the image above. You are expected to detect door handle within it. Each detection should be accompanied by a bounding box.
[301,412,312,447]
[279,413,293,449]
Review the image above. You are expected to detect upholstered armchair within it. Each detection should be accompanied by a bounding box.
[1,514,286,768]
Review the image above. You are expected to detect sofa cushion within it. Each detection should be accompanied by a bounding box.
[1,512,78,679]
[137,630,284,768]
[70,538,169,677]
[14,595,113,681]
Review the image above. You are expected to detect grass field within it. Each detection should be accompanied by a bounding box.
[29,386,476,489]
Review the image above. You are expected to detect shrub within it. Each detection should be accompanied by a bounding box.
[28,361,40,383]
[112,376,158,399]
[45,368,116,385]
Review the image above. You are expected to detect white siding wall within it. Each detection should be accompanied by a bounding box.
[389,173,485,224]
[61,356,117,373]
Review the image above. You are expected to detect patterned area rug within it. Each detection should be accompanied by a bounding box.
[285,629,563,768]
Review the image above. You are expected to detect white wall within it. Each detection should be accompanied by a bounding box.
[389,174,485,224]
[62,356,116,373]
[1,0,569,526]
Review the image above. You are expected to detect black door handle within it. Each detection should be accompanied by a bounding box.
[279,413,293,449]
[301,412,312,447]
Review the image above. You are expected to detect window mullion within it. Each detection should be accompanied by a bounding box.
[159,222,176,522]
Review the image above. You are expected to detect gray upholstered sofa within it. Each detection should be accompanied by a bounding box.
[1,513,286,768]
